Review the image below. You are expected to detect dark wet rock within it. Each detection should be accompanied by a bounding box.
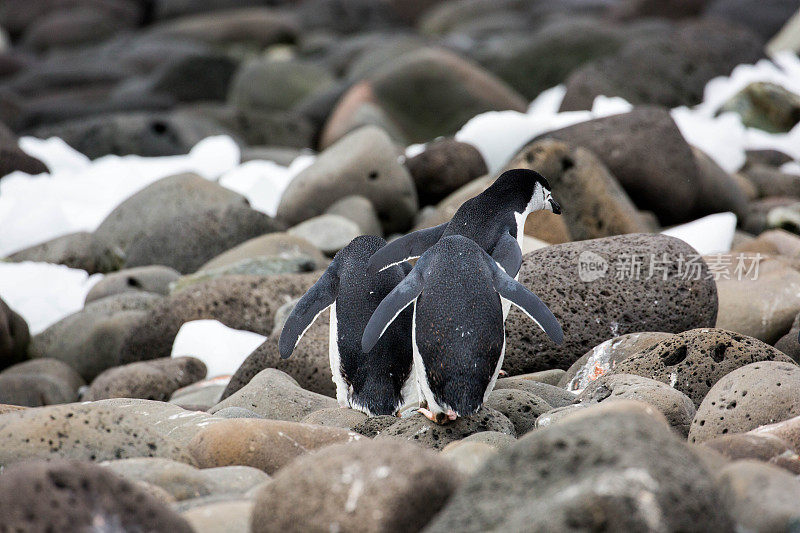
[0,358,84,406]
[716,460,800,532]
[296,0,401,34]
[188,417,360,474]
[424,401,732,532]
[504,234,717,374]
[119,272,318,364]
[506,138,653,239]
[613,329,796,406]
[0,459,192,533]
[6,231,124,273]
[406,138,487,206]
[560,19,763,112]
[251,439,459,533]
[0,296,29,370]
[86,265,181,304]
[0,121,48,177]
[30,292,160,380]
[209,369,336,421]
[277,126,418,234]
[0,402,196,466]
[611,0,708,19]
[84,356,207,401]
[536,106,744,224]
[28,111,235,159]
[703,0,799,40]
[559,332,674,392]
[229,58,334,113]
[579,373,696,436]
[484,389,550,436]
[145,53,238,104]
[689,361,800,443]
[376,408,515,450]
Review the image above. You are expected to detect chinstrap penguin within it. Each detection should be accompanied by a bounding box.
[366,168,561,281]
[279,236,416,416]
[361,235,563,424]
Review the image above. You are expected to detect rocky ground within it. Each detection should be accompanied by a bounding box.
[2,0,800,532]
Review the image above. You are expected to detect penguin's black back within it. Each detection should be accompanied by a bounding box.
[414,235,505,415]
[334,236,413,414]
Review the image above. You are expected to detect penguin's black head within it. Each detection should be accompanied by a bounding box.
[490,169,561,215]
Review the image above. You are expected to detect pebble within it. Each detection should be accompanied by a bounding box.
[188,418,360,474]
[612,328,796,405]
[84,356,207,401]
[0,459,192,532]
[250,439,460,533]
[689,361,800,443]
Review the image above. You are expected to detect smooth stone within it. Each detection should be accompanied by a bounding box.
[559,332,675,392]
[424,401,732,532]
[198,232,328,272]
[715,254,800,344]
[181,500,254,533]
[86,266,181,303]
[229,58,334,113]
[287,214,361,256]
[743,163,800,198]
[718,81,800,133]
[578,373,696,436]
[276,126,418,234]
[0,358,85,406]
[300,408,369,429]
[251,439,460,533]
[169,378,228,411]
[460,430,517,450]
[188,418,361,474]
[211,407,263,419]
[406,138,487,206]
[84,356,207,402]
[170,256,318,294]
[0,121,48,176]
[5,231,124,274]
[493,378,577,408]
[484,389,551,436]
[504,234,718,375]
[325,195,383,236]
[209,368,337,421]
[689,361,800,443]
[612,328,796,406]
[376,408,515,450]
[0,459,192,532]
[702,433,800,474]
[101,457,214,501]
[0,297,29,370]
[440,441,498,476]
[716,460,800,532]
[119,272,318,364]
[0,402,197,466]
[506,138,653,239]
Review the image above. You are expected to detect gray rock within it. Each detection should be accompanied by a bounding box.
[212,407,263,419]
[440,440,498,477]
[461,430,517,450]
[199,232,327,272]
[0,358,84,406]
[288,214,361,256]
[277,126,418,234]
[86,265,181,303]
[251,439,460,533]
[0,459,193,533]
[30,292,161,380]
[504,234,718,374]
[325,195,383,236]
[406,138,487,206]
[229,58,334,113]
[301,407,369,429]
[0,402,196,466]
[6,231,124,274]
[613,329,796,406]
[376,408,515,450]
[0,297,29,370]
[84,356,207,401]
[579,373,696,436]
[352,414,400,437]
[701,433,799,473]
[101,457,213,501]
[484,388,551,436]
[493,377,576,408]
[170,256,318,293]
[169,378,227,411]
[424,401,733,532]
[689,361,800,443]
[209,369,337,421]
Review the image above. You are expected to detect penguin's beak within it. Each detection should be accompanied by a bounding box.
[548,198,561,215]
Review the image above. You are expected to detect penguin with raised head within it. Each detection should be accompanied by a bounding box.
[361,235,563,424]
[279,236,416,416]
[366,169,561,282]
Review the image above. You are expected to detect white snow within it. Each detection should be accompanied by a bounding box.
[171,319,267,378]
[0,262,102,334]
[661,212,738,255]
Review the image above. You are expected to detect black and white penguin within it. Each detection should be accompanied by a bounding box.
[279,236,416,416]
[361,235,563,424]
[366,168,561,281]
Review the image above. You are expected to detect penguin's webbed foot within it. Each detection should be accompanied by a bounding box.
[498,369,508,378]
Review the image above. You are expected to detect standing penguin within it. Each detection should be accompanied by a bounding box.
[279,236,415,416]
[361,235,563,424]
[366,168,561,281]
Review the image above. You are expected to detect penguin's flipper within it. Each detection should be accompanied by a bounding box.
[491,231,523,278]
[279,267,339,359]
[486,256,564,345]
[366,223,448,275]
[362,269,424,353]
